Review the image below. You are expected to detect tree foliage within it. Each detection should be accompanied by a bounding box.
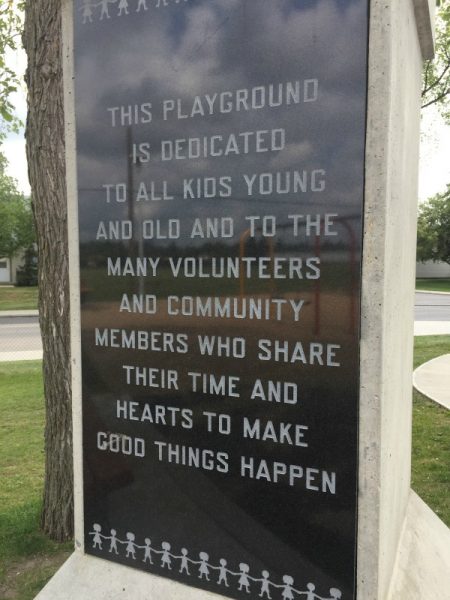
[0,1,24,133]
[0,157,34,257]
[422,1,450,118]
[417,187,450,264]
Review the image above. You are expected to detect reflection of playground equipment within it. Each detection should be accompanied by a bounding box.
[314,218,358,336]
[239,217,359,335]
[239,228,275,298]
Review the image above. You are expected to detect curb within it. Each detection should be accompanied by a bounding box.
[415,290,450,296]
[0,350,43,363]
[0,310,39,318]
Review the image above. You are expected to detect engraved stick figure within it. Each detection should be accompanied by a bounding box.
[179,548,190,575]
[91,523,102,549]
[306,583,316,600]
[161,542,172,569]
[143,538,153,564]
[198,552,210,580]
[125,532,137,559]
[136,0,148,11]
[259,570,271,598]
[109,529,119,554]
[238,563,251,593]
[218,559,229,587]
[282,575,294,600]
[81,0,94,23]
[117,0,129,15]
[156,0,168,7]
[329,589,342,600]
[98,0,115,20]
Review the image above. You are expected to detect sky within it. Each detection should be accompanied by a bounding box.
[2,46,450,203]
[419,106,450,200]
[2,46,29,195]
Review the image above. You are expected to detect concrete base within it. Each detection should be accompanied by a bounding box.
[387,491,450,598]
[35,491,449,600]
[34,552,227,600]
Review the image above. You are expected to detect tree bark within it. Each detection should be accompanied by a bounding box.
[23,0,73,541]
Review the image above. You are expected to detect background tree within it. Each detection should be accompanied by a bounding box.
[417,188,450,264]
[16,243,38,285]
[419,2,450,267]
[22,0,73,541]
[422,1,450,115]
[1,1,72,540]
[0,0,23,130]
[0,160,34,259]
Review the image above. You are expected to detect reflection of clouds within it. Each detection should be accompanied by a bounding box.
[75,0,368,242]
[269,142,314,170]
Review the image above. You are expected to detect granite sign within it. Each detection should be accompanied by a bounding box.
[74,1,369,598]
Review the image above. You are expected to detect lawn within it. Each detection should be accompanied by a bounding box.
[0,287,38,311]
[0,338,448,597]
[0,361,71,600]
[416,278,450,293]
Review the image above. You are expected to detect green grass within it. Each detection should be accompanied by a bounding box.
[0,337,449,596]
[416,278,450,293]
[0,361,71,598]
[0,287,38,311]
[411,336,450,524]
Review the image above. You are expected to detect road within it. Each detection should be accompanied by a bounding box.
[414,292,450,322]
[0,293,448,357]
[0,316,42,354]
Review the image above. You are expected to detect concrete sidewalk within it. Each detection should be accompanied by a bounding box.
[0,350,43,362]
[414,321,450,336]
[413,354,450,411]
[412,322,449,411]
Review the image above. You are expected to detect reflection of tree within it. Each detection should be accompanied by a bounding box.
[79,217,362,264]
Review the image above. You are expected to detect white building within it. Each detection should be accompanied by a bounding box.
[0,254,25,285]
[416,260,450,278]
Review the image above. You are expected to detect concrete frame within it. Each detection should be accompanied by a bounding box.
[36,1,448,598]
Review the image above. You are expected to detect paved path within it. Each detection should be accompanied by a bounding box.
[414,321,450,336]
[413,354,450,411]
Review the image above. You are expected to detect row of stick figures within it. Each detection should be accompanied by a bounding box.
[80,0,188,23]
[90,523,343,600]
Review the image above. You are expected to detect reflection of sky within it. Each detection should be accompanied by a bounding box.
[74,0,368,246]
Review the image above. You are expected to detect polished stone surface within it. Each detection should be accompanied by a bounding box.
[73,1,369,598]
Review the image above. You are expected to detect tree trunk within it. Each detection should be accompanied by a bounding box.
[23,0,73,541]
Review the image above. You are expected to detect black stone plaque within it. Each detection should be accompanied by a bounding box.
[73,1,368,599]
